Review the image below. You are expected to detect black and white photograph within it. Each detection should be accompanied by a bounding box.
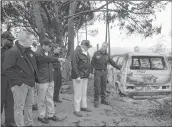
[1,0,172,126]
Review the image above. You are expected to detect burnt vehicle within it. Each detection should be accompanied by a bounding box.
[108,52,172,99]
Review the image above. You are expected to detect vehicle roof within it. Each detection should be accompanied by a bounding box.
[112,52,166,57]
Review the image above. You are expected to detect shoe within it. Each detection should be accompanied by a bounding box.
[55,100,62,103]
[38,117,50,124]
[94,101,99,108]
[48,115,60,122]
[101,100,110,105]
[74,111,83,117]
[81,107,92,112]
[32,104,38,110]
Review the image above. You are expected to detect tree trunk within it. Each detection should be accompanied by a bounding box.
[33,1,45,44]
[53,2,63,46]
[67,1,78,59]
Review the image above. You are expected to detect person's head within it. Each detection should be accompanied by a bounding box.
[134,46,140,52]
[101,42,108,52]
[53,44,61,54]
[1,31,15,49]
[41,39,52,52]
[17,29,34,47]
[80,40,92,52]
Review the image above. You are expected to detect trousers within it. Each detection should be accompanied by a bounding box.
[73,78,88,112]
[53,69,62,102]
[37,81,55,118]
[94,70,108,102]
[1,75,15,125]
[11,83,34,126]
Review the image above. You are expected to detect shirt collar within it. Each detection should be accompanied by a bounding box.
[81,47,87,53]
[16,41,26,53]
[100,49,106,54]
[16,41,31,53]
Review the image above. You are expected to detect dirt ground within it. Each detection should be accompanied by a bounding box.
[1,79,172,126]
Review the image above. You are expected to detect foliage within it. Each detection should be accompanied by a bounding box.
[94,1,168,38]
[150,35,167,53]
[1,0,169,45]
[151,42,166,53]
[1,1,94,45]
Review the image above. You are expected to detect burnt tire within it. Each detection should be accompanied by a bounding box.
[115,84,125,97]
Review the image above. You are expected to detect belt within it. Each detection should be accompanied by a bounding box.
[95,69,107,71]
[54,68,61,70]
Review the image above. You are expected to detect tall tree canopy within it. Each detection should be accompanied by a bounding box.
[1,1,94,45]
[1,0,168,55]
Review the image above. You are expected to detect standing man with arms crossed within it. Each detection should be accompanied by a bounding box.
[71,40,92,117]
[52,44,65,104]
[3,29,39,126]
[1,31,16,127]
[91,42,120,108]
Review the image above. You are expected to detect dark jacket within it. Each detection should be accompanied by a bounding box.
[35,47,59,83]
[71,46,91,79]
[52,54,61,70]
[2,42,39,88]
[1,47,10,73]
[91,50,120,70]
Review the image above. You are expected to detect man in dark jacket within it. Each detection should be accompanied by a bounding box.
[71,40,92,117]
[91,42,120,108]
[35,39,66,124]
[3,29,39,126]
[52,44,66,104]
[1,31,16,127]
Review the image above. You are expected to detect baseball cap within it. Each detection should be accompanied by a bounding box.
[41,39,53,46]
[1,31,15,41]
[81,40,92,48]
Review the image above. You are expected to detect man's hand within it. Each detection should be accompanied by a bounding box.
[76,77,81,83]
[58,58,66,62]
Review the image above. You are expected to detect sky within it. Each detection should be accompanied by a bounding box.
[75,2,171,53]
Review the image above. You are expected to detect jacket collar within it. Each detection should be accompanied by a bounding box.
[99,49,107,54]
[16,41,31,54]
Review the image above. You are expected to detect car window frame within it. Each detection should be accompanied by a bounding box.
[130,56,167,70]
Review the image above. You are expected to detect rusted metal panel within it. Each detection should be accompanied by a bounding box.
[108,52,172,97]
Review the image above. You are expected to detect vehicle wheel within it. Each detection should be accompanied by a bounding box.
[115,84,125,97]
[115,84,120,94]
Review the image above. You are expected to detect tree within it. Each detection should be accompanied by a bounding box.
[1,0,169,53]
[151,42,166,53]
[67,1,78,58]
[32,1,46,42]
[1,1,94,47]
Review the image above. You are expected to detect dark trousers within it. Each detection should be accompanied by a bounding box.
[94,70,108,102]
[53,69,62,102]
[1,75,15,125]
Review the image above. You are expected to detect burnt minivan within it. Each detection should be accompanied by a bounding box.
[108,52,172,99]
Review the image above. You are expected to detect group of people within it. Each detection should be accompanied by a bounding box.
[1,29,120,127]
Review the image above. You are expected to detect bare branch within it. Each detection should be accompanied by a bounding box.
[127,15,145,33]
[63,0,115,20]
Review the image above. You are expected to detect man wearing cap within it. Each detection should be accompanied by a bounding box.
[91,42,121,108]
[71,40,92,117]
[1,31,16,126]
[35,39,66,123]
[2,29,39,126]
